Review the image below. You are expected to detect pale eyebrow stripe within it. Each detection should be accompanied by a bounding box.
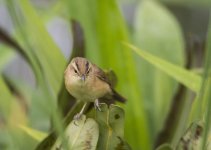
[75,60,80,71]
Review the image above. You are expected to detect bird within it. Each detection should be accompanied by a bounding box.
[64,57,126,119]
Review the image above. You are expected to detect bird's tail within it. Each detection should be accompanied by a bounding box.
[112,89,126,103]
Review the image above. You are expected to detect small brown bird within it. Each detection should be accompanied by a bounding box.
[64,57,126,119]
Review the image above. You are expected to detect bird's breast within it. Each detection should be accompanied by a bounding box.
[65,77,111,102]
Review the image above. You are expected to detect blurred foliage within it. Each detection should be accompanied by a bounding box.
[0,0,211,150]
[156,144,173,150]
[18,125,47,141]
[160,0,211,7]
[200,14,211,150]
[133,1,185,138]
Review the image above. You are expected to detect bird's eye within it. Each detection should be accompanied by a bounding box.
[74,69,78,74]
[87,68,91,74]
[87,69,90,74]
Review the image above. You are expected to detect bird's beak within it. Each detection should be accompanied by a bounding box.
[81,75,86,82]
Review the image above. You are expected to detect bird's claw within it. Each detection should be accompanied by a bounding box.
[94,99,102,111]
[74,113,83,120]
[73,113,82,126]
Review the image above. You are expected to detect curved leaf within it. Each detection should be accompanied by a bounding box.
[52,115,99,150]
[124,43,202,92]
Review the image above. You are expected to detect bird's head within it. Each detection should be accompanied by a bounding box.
[65,57,92,83]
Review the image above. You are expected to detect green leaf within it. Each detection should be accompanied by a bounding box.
[18,125,47,141]
[52,115,99,150]
[8,0,67,95]
[96,104,131,150]
[133,0,185,137]
[124,42,202,92]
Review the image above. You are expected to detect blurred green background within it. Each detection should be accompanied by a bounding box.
[0,0,211,149]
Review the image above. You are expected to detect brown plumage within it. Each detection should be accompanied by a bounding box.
[65,57,126,103]
[64,57,126,119]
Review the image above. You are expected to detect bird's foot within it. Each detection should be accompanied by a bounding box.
[73,113,83,126]
[73,112,83,120]
[73,102,87,123]
[94,99,102,111]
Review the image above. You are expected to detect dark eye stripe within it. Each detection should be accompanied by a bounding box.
[85,61,89,73]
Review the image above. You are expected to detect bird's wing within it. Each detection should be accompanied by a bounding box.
[104,69,117,88]
[93,63,127,103]
[93,64,111,86]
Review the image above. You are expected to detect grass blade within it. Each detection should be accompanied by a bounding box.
[124,42,202,92]
[18,125,47,141]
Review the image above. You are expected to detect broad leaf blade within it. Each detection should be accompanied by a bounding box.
[96,104,131,150]
[52,115,99,150]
